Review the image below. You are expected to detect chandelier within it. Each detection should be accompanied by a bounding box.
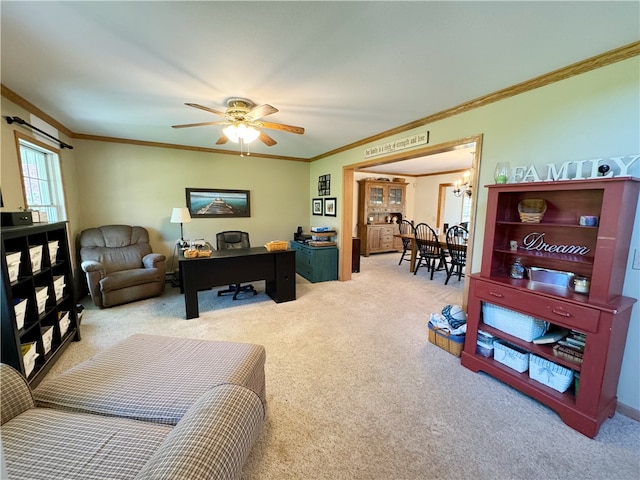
[453,170,472,197]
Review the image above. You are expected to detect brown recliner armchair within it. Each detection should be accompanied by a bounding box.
[80,225,166,308]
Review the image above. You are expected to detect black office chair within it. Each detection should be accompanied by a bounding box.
[413,223,447,280]
[215,231,258,300]
[398,219,414,265]
[444,225,468,285]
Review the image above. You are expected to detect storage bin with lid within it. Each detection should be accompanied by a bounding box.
[41,326,54,354]
[6,251,21,282]
[21,342,38,377]
[58,311,71,337]
[29,245,43,271]
[53,275,65,301]
[36,286,48,314]
[14,298,27,330]
[48,240,59,263]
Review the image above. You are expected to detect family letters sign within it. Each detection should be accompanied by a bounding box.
[511,155,638,183]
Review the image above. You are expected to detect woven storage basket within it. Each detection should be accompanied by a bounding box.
[494,340,529,373]
[482,303,548,342]
[529,355,574,393]
[518,198,547,223]
[265,241,289,252]
[427,322,465,357]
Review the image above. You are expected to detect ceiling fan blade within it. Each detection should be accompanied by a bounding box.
[185,103,227,117]
[258,131,277,146]
[172,121,226,129]
[216,133,229,145]
[260,121,305,135]
[247,104,278,121]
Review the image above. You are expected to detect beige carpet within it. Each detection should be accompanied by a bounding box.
[46,253,639,480]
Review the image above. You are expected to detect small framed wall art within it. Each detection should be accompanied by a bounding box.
[312,198,323,216]
[318,174,331,196]
[324,197,337,217]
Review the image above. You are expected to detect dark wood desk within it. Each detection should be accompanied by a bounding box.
[179,247,296,319]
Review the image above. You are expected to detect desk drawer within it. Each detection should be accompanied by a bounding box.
[474,280,600,333]
[296,264,313,278]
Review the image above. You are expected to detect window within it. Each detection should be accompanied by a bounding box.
[461,194,472,224]
[19,139,67,222]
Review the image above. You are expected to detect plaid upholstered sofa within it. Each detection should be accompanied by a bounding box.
[1,335,267,480]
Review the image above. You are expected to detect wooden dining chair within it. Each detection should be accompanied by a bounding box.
[413,223,447,279]
[444,224,468,285]
[398,219,414,265]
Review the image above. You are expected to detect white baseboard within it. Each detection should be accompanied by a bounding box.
[617,401,640,422]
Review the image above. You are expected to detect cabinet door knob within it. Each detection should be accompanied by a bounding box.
[552,308,572,317]
[488,291,504,298]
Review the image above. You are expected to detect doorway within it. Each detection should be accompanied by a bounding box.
[437,183,472,231]
[340,134,482,305]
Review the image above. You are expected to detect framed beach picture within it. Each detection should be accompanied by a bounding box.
[324,197,337,217]
[312,198,323,216]
[186,188,251,218]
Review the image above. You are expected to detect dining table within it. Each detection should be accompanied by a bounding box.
[395,233,465,273]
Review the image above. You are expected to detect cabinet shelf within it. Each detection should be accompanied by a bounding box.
[463,177,639,438]
[1,222,81,388]
[493,247,594,265]
[496,221,598,230]
[478,323,583,372]
[357,179,407,256]
[462,352,577,404]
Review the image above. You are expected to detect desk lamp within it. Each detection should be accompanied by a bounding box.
[170,207,192,248]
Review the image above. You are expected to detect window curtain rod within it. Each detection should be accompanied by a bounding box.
[5,116,73,149]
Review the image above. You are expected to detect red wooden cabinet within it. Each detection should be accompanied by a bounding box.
[461,177,639,437]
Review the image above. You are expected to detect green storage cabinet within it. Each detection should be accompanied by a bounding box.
[290,242,338,283]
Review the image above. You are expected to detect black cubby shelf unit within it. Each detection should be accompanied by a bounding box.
[1,221,81,387]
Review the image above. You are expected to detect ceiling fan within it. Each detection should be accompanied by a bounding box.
[171,98,304,150]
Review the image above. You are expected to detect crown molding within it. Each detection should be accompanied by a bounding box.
[311,41,640,162]
[3,41,638,162]
[72,133,311,162]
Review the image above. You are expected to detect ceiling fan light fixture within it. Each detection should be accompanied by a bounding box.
[223,123,260,144]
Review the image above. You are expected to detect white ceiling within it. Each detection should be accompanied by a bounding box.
[1,2,638,174]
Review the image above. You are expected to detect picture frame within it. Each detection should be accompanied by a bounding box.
[185,188,250,218]
[312,198,324,216]
[324,197,337,217]
[318,174,331,196]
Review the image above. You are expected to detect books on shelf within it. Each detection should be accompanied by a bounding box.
[533,328,568,345]
[553,344,584,364]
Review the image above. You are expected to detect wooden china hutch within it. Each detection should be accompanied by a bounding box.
[461,177,639,438]
[357,179,407,256]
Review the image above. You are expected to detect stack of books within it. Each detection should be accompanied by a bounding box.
[308,228,337,247]
[552,330,585,364]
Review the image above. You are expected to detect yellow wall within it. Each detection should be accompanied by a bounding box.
[69,140,310,256]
